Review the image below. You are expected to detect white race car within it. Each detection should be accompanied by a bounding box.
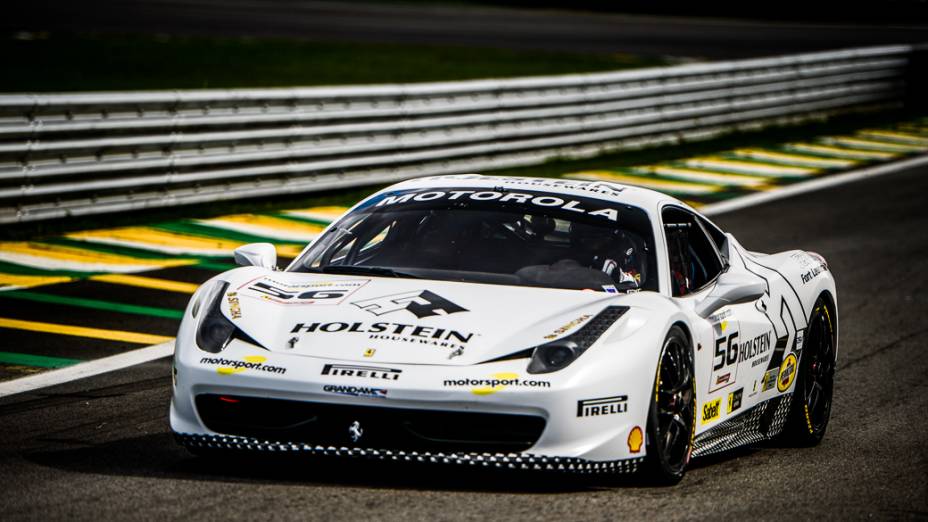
[170,174,837,483]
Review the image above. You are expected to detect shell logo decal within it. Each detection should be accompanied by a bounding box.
[627,426,643,453]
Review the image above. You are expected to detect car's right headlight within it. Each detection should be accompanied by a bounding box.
[527,306,628,374]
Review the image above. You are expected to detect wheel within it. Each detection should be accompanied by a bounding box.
[781,295,837,446]
[642,325,696,485]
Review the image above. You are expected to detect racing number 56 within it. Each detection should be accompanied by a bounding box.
[713,332,739,370]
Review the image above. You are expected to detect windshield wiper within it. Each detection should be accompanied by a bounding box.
[315,265,420,279]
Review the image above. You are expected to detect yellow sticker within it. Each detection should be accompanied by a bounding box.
[363,348,376,358]
[627,426,643,453]
[701,398,722,425]
[472,372,519,395]
[777,353,798,392]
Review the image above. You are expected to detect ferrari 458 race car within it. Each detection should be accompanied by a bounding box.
[171,174,837,483]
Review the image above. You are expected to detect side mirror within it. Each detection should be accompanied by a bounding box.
[233,243,277,269]
[695,270,765,318]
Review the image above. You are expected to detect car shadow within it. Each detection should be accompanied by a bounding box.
[23,431,771,492]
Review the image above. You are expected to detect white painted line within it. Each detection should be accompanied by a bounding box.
[701,153,928,216]
[0,340,175,398]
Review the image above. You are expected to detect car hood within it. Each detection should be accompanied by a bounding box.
[219,270,633,366]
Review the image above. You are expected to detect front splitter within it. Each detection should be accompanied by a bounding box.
[174,432,645,474]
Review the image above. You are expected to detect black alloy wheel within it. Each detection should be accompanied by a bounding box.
[643,325,696,484]
[782,295,837,445]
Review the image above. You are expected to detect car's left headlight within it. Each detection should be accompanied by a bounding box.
[194,281,263,353]
[527,306,628,374]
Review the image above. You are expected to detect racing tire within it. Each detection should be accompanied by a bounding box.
[780,295,837,446]
[641,325,696,485]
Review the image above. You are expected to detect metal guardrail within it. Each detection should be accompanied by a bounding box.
[0,45,915,224]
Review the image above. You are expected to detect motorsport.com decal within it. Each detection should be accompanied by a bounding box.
[291,321,475,349]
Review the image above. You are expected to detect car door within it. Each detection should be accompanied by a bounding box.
[661,206,771,430]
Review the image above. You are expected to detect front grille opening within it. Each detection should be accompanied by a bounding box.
[195,394,546,453]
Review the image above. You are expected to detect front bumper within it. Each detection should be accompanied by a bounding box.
[171,336,656,469]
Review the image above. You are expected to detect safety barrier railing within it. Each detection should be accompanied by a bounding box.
[0,44,914,223]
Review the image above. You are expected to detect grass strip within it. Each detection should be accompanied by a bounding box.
[0,290,184,320]
[0,351,80,369]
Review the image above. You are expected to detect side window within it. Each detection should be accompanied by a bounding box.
[662,207,724,296]
[697,216,727,252]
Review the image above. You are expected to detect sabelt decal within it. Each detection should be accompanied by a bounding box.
[777,353,798,392]
[323,385,387,398]
[375,190,620,222]
[545,314,592,340]
[353,290,467,319]
[727,388,743,414]
[322,363,402,381]
[240,277,367,305]
[443,373,551,395]
[291,321,475,350]
[226,292,242,319]
[577,395,628,417]
[200,355,286,376]
[701,398,721,425]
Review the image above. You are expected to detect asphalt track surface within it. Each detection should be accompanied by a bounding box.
[6,0,928,59]
[0,163,925,520]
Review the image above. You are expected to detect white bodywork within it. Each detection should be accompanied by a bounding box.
[170,175,837,467]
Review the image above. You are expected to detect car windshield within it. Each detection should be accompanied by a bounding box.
[290,187,658,292]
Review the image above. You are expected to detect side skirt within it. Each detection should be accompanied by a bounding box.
[692,394,793,457]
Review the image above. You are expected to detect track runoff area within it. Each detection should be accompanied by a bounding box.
[1,118,927,392]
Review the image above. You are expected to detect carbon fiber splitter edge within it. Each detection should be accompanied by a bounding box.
[174,432,646,474]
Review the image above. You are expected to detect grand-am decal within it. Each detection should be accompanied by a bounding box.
[375,190,620,222]
[545,314,591,340]
[322,384,387,398]
[442,373,550,395]
[240,277,367,305]
[199,355,286,376]
[322,363,402,381]
[777,353,798,392]
[577,395,628,417]
[701,397,721,425]
[291,321,475,349]
[353,290,467,319]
